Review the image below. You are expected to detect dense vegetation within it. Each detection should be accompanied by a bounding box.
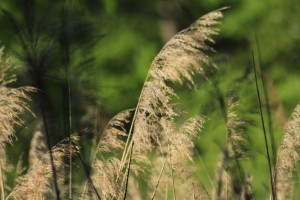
[0,0,299,199]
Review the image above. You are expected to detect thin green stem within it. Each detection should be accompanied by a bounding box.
[254,35,277,166]
[261,73,276,163]
[252,52,275,200]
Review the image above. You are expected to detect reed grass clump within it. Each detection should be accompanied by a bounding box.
[0,6,300,200]
[84,8,225,200]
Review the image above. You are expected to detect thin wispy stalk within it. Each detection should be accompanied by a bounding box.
[275,102,300,200]
[65,53,73,200]
[254,34,277,165]
[169,144,176,200]
[251,52,275,199]
[123,141,134,200]
[59,4,74,198]
[151,159,167,200]
[195,150,215,188]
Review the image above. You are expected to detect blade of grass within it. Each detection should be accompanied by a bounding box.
[195,150,214,188]
[254,34,277,166]
[251,52,275,200]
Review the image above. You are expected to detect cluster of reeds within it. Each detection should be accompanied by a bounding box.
[0,7,299,200]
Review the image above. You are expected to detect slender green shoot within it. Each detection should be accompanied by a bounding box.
[251,52,275,200]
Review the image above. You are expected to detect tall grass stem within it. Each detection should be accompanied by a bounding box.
[251,52,275,200]
[254,35,277,165]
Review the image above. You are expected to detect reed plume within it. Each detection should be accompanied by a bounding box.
[275,102,300,200]
[226,97,250,159]
[7,136,79,200]
[0,46,35,199]
[124,7,224,155]
[119,9,224,191]
[150,116,209,199]
[119,7,222,199]
[86,8,225,200]
[82,109,134,199]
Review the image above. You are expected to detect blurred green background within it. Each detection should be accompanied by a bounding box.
[0,0,299,199]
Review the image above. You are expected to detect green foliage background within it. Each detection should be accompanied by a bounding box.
[0,0,299,199]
